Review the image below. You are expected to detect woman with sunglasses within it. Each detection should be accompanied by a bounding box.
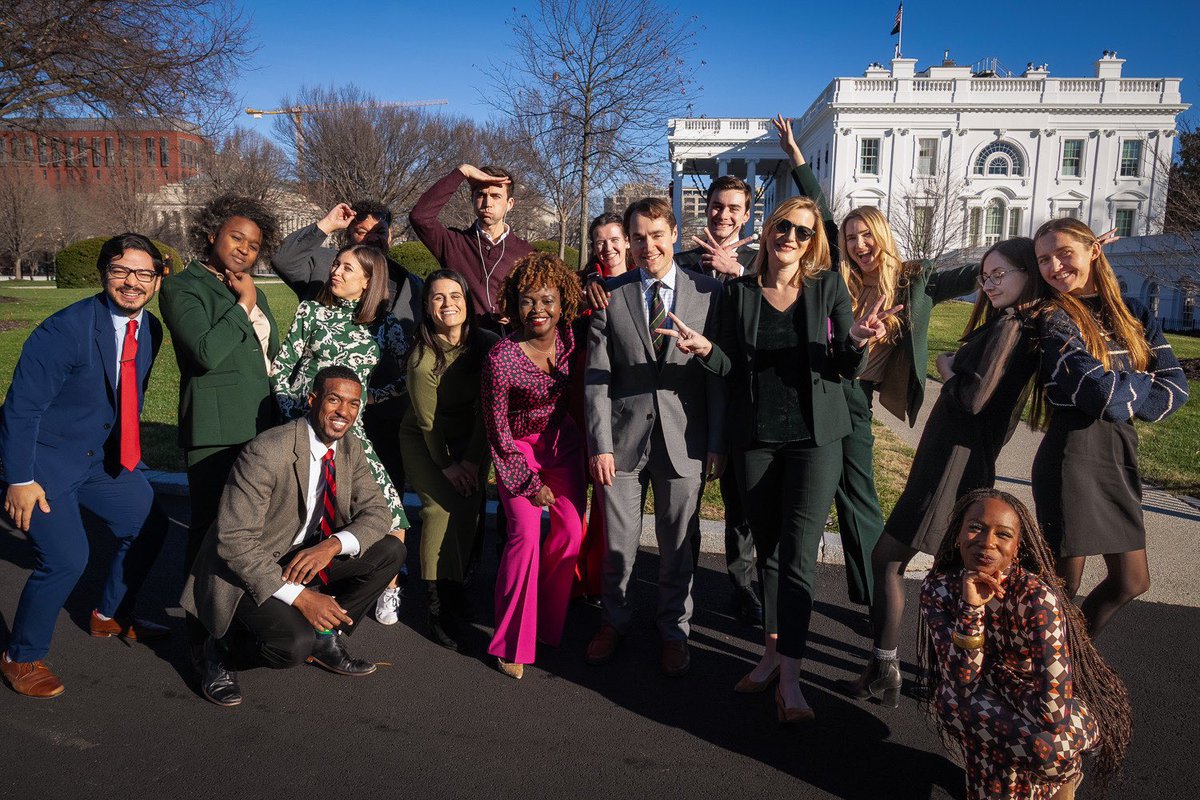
[775,116,982,690]
[658,196,895,721]
[846,238,1051,705]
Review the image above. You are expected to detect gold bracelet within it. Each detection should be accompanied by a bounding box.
[951,630,985,650]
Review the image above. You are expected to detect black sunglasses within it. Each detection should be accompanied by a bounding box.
[773,219,816,241]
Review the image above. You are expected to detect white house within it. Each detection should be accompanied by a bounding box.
[667,52,1189,255]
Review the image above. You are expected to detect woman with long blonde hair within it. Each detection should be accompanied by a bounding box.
[1030,218,1189,637]
[657,194,895,721]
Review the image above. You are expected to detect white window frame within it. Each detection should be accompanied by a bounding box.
[858,137,881,176]
[1118,139,1143,178]
[1061,138,1084,178]
[916,137,938,176]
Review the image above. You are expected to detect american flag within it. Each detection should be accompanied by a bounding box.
[890,3,903,35]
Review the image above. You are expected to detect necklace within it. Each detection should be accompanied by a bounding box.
[475,226,507,313]
[521,332,557,355]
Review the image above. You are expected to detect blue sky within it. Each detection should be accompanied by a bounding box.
[233,0,1198,136]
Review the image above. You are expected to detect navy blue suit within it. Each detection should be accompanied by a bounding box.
[1,294,168,662]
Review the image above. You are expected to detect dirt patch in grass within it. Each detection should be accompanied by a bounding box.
[1180,358,1200,382]
[0,320,26,332]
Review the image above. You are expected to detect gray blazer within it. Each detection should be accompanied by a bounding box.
[180,418,391,637]
[585,266,727,478]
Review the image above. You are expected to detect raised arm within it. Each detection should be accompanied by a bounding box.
[919,573,986,695]
[775,114,839,261]
[160,277,257,372]
[927,262,980,303]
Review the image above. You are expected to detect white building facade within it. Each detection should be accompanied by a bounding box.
[667,52,1188,256]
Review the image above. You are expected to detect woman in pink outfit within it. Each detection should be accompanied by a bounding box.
[482,252,586,679]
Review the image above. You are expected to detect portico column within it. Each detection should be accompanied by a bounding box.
[672,161,685,235]
[743,160,759,238]
[717,158,729,177]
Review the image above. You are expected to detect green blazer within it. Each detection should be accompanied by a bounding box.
[160,260,281,455]
[704,271,865,448]
[787,163,979,424]
[896,261,980,424]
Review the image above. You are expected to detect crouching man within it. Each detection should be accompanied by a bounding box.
[182,365,404,706]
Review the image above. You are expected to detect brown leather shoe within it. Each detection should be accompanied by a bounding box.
[1,654,65,699]
[585,623,623,665]
[661,639,691,677]
[89,610,170,641]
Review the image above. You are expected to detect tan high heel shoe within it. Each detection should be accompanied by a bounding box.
[734,664,780,693]
[774,684,815,723]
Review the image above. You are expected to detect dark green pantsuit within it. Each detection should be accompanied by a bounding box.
[738,439,843,660]
[832,380,885,606]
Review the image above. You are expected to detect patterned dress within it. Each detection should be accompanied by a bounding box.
[271,299,410,529]
[920,567,1098,800]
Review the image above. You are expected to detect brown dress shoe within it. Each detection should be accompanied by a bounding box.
[585,623,623,665]
[661,639,691,677]
[89,610,170,641]
[1,655,65,699]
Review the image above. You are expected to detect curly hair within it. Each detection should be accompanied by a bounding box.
[188,194,281,262]
[916,488,1132,789]
[499,251,582,327]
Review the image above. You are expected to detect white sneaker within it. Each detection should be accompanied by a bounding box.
[375,586,401,625]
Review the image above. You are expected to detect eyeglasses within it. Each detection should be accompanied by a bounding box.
[107,265,160,283]
[976,268,1024,288]
[772,219,816,241]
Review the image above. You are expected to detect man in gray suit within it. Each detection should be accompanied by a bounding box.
[584,197,726,677]
[182,366,405,707]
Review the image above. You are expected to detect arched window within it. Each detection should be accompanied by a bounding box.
[973,141,1025,177]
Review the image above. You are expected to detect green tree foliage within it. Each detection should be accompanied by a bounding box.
[531,240,580,269]
[387,241,441,280]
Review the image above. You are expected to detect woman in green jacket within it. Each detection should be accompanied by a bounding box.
[160,195,281,573]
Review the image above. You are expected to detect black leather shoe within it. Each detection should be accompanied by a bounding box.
[200,637,242,707]
[307,632,377,676]
[732,585,764,626]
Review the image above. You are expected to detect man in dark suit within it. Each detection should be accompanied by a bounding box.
[584,197,726,677]
[0,234,171,699]
[182,366,404,707]
[674,174,763,626]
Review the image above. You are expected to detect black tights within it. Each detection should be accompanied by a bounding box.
[869,532,919,652]
[1055,549,1150,638]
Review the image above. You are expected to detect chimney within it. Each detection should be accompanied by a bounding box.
[1095,50,1125,79]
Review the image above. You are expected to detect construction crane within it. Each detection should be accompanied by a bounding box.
[245,99,449,156]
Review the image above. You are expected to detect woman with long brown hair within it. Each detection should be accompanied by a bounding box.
[1031,218,1189,636]
[657,195,893,721]
[918,488,1132,799]
[842,237,1051,705]
[271,244,411,624]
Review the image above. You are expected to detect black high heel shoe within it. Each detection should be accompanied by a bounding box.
[837,656,901,707]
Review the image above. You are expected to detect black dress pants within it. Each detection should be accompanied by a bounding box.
[738,438,842,660]
[225,536,406,669]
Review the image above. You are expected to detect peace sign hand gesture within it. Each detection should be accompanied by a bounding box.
[851,296,904,347]
[655,311,713,358]
[691,229,755,277]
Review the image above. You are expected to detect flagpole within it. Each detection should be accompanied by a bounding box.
[896,4,903,58]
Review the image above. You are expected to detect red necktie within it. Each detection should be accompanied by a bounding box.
[119,320,140,471]
[316,448,337,584]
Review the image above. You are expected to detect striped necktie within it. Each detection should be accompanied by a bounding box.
[316,448,336,584]
[649,280,667,359]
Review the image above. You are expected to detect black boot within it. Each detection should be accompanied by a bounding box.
[427,580,459,650]
[837,655,902,707]
[444,579,474,624]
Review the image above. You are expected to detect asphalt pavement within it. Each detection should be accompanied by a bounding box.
[0,486,1195,800]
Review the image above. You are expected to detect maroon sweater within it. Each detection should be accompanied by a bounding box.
[408,169,534,327]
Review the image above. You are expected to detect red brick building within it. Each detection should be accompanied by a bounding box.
[0,118,208,189]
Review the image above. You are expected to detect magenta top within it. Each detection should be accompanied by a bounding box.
[481,324,577,498]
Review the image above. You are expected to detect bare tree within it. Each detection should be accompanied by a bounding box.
[0,0,253,129]
[511,91,582,257]
[1165,122,1200,237]
[280,85,474,221]
[488,0,700,265]
[890,174,971,264]
[194,129,291,205]
[0,168,52,278]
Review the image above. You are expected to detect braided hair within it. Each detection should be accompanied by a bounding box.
[916,488,1132,788]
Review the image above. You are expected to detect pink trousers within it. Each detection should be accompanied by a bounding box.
[488,420,586,665]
